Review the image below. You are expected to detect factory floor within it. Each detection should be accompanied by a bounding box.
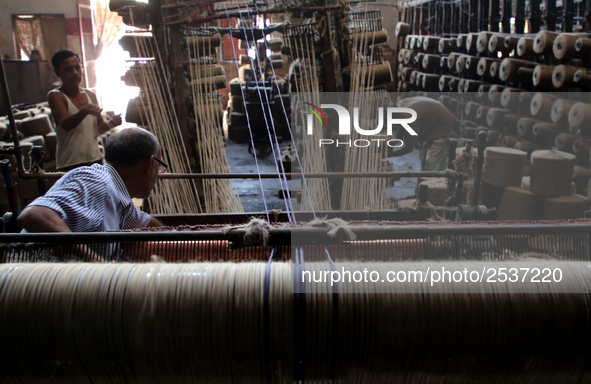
[226,141,421,212]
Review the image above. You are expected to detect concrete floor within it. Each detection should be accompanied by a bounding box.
[226,141,422,212]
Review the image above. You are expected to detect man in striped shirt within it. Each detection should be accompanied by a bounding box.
[17,127,165,260]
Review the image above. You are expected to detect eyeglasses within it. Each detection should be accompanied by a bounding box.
[153,157,168,174]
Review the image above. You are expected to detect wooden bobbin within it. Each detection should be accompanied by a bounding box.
[551,99,576,125]
[463,80,481,93]
[481,147,527,187]
[477,57,499,77]
[533,31,560,55]
[269,38,282,52]
[465,33,479,53]
[352,30,389,46]
[568,102,591,128]
[530,92,558,120]
[489,61,500,78]
[478,84,491,98]
[499,58,536,82]
[575,37,591,54]
[438,75,452,91]
[555,133,577,152]
[517,117,541,140]
[498,187,536,220]
[456,34,468,48]
[552,65,582,88]
[438,38,455,53]
[530,149,576,197]
[422,36,441,51]
[395,22,411,37]
[422,54,441,70]
[476,105,490,122]
[517,37,535,57]
[502,135,519,147]
[488,84,505,104]
[532,65,555,87]
[553,33,583,59]
[543,194,588,219]
[500,88,520,108]
[487,108,511,129]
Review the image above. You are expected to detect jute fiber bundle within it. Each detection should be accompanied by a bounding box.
[543,194,588,219]
[481,147,527,187]
[497,187,536,220]
[530,150,576,197]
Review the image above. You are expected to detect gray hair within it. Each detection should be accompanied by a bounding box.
[105,127,159,165]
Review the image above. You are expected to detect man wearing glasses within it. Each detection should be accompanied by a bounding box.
[17,127,165,237]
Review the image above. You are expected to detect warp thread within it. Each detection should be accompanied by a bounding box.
[308,218,356,241]
[225,218,270,247]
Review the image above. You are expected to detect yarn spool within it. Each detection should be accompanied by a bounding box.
[504,114,522,131]
[573,165,591,188]
[487,108,511,129]
[191,75,227,89]
[519,91,535,107]
[44,131,57,160]
[465,102,481,119]
[555,133,577,152]
[408,36,418,50]
[532,65,555,86]
[448,77,460,92]
[446,52,458,69]
[517,37,535,56]
[522,176,531,189]
[463,80,481,93]
[268,38,282,52]
[414,72,424,86]
[239,54,250,66]
[533,31,560,55]
[478,84,491,98]
[421,74,439,89]
[499,58,536,82]
[573,69,591,84]
[517,118,541,140]
[415,36,424,48]
[497,187,536,220]
[573,138,591,160]
[500,88,520,108]
[403,50,416,65]
[530,150,576,197]
[422,54,440,69]
[422,36,441,51]
[438,38,454,53]
[464,55,479,73]
[401,67,414,82]
[504,35,521,50]
[477,57,499,77]
[532,123,560,144]
[553,33,582,59]
[229,78,244,95]
[476,106,490,123]
[465,33,479,53]
[397,49,409,62]
[395,22,411,37]
[352,30,389,46]
[457,34,468,48]
[568,102,591,128]
[438,75,452,91]
[530,92,557,120]
[552,65,582,88]
[502,135,519,147]
[439,56,448,68]
[21,135,48,161]
[551,99,576,125]
[543,194,588,219]
[476,32,494,52]
[269,53,282,61]
[575,37,591,54]
[455,55,467,74]
[360,62,393,86]
[193,65,225,77]
[481,147,527,187]
[514,141,538,156]
[20,114,52,137]
[488,84,505,104]
[416,178,447,205]
[457,79,466,93]
[489,61,500,78]
[186,33,222,52]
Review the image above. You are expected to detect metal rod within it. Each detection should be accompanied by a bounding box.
[0,50,23,174]
[470,131,487,207]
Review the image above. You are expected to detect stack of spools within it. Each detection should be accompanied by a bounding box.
[481,147,530,218]
[528,150,587,219]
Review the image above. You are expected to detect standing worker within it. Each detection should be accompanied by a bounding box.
[388,96,456,171]
[48,49,122,171]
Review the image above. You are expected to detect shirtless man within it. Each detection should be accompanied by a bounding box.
[48,49,122,171]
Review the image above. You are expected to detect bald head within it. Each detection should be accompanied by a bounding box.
[105,127,160,166]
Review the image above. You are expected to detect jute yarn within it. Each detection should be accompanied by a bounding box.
[497,187,536,220]
[530,150,576,197]
[481,147,527,187]
[20,114,53,137]
[416,178,447,206]
[543,194,588,219]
